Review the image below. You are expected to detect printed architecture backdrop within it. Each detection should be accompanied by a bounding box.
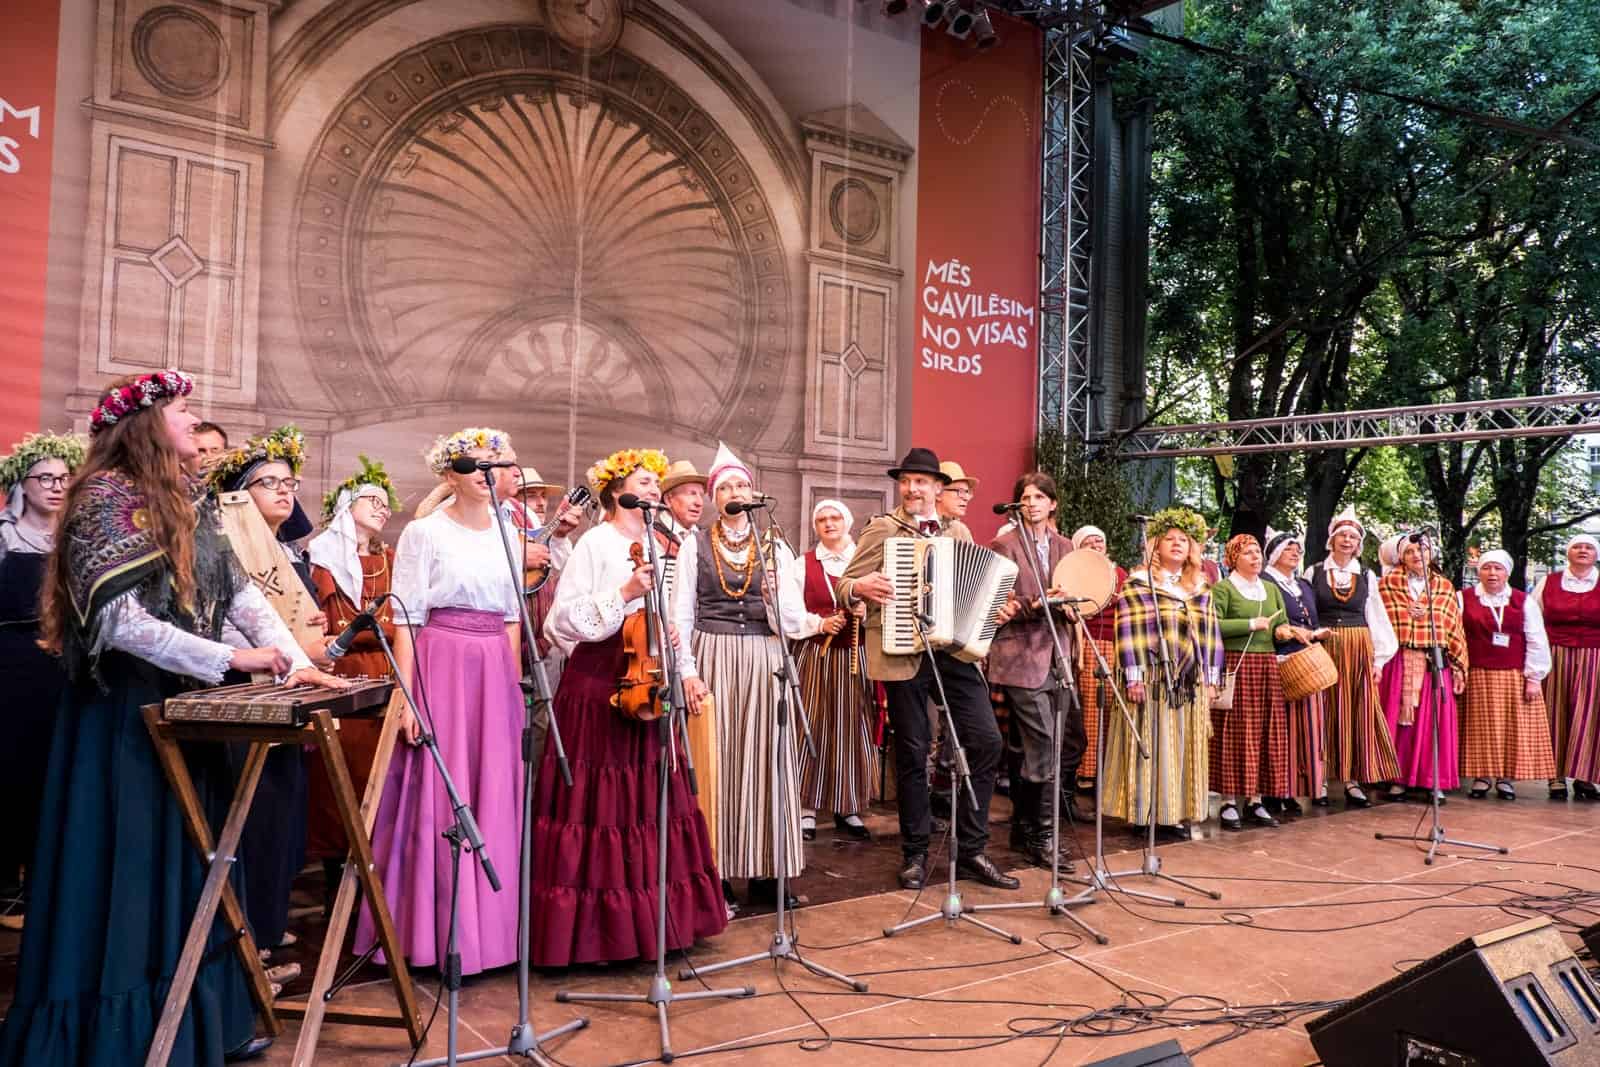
[2,0,1042,543]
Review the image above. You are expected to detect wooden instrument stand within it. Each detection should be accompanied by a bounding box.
[140,693,423,1067]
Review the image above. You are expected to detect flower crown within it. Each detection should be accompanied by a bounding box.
[322,453,401,523]
[587,448,669,494]
[1145,506,1209,548]
[0,430,88,489]
[207,425,307,491]
[425,427,510,475]
[89,370,194,435]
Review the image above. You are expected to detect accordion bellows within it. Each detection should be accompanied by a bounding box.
[881,537,1018,662]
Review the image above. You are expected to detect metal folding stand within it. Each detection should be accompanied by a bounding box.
[557,498,752,1063]
[966,512,1106,944]
[408,467,586,1066]
[1068,576,1220,906]
[883,585,1022,946]
[679,502,867,992]
[1375,534,1507,865]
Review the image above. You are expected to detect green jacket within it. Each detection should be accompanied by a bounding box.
[1210,576,1285,654]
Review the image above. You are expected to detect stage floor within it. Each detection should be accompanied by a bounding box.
[216,790,1600,1065]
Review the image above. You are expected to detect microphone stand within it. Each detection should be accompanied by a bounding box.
[363,615,552,1067]
[884,535,1023,946]
[966,508,1106,943]
[1374,535,1507,865]
[412,471,583,1067]
[557,499,751,1063]
[680,501,866,992]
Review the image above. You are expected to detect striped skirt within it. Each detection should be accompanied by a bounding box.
[1102,679,1211,826]
[1379,651,1460,790]
[694,630,803,880]
[684,694,720,860]
[1322,627,1401,784]
[1543,645,1600,781]
[1077,636,1116,779]
[1210,650,1290,798]
[795,638,877,815]
[1462,668,1557,780]
[1285,687,1327,798]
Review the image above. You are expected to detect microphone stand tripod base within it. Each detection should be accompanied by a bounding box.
[883,885,1023,946]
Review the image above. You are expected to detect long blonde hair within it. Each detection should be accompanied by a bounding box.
[1143,528,1206,593]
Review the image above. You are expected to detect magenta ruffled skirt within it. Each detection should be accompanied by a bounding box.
[529,631,726,968]
[356,608,524,975]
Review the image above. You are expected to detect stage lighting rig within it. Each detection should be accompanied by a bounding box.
[946,2,977,38]
[918,0,950,26]
[971,6,998,47]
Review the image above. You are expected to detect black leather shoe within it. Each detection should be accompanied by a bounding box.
[1550,779,1569,800]
[1277,797,1303,817]
[1218,803,1243,832]
[1311,794,1332,807]
[899,854,928,890]
[1154,824,1191,845]
[1468,779,1490,799]
[225,1036,274,1062]
[747,878,799,910]
[1495,780,1516,801]
[1575,780,1600,801]
[1245,803,1279,828]
[955,853,1021,890]
[834,813,871,840]
[1345,785,1371,808]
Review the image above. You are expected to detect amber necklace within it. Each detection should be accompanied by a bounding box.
[711,520,757,598]
[1328,558,1358,604]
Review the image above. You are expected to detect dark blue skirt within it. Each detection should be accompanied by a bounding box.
[0,652,256,1066]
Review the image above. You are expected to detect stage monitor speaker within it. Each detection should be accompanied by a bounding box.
[1580,919,1600,963]
[1082,1039,1193,1067]
[1308,917,1600,1067]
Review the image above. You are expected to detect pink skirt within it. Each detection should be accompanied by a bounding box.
[1379,651,1460,790]
[356,608,524,975]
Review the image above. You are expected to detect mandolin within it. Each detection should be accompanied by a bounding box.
[522,486,592,594]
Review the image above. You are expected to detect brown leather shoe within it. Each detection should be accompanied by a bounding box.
[955,853,1020,890]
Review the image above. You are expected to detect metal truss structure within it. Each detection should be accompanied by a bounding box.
[1037,27,1095,438]
[1109,393,1600,458]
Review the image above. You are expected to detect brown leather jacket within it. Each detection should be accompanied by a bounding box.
[985,527,1075,690]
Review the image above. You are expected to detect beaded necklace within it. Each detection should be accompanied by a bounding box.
[710,520,757,598]
[1327,558,1358,603]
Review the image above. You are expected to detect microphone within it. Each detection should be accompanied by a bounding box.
[724,499,772,516]
[1129,513,1154,523]
[1406,524,1439,543]
[449,456,517,474]
[325,593,393,661]
[992,501,1024,515]
[617,492,663,511]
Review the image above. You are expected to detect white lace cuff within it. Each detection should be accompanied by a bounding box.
[99,592,236,685]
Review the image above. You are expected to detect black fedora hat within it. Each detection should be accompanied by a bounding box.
[887,446,950,483]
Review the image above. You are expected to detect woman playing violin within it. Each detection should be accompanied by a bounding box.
[529,449,726,968]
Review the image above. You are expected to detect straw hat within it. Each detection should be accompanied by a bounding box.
[515,466,562,497]
[661,459,707,494]
[939,460,978,492]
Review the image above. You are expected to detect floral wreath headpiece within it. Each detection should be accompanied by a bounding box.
[207,425,307,492]
[1145,506,1209,549]
[587,448,669,495]
[88,370,194,435]
[0,431,88,490]
[425,427,511,475]
[322,454,401,523]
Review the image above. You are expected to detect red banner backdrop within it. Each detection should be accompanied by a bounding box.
[0,0,62,448]
[913,14,1044,539]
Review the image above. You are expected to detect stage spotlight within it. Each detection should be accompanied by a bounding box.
[971,7,998,48]
[882,0,908,13]
[946,3,976,38]
[918,0,949,28]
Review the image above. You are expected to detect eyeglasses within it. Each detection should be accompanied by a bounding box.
[947,487,973,499]
[26,474,69,490]
[247,476,302,492]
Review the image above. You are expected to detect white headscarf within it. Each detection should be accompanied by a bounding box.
[1477,549,1513,575]
[707,440,753,495]
[811,498,854,531]
[307,483,389,606]
[1568,533,1600,555]
[1071,525,1106,549]
[1326,505,1365,549]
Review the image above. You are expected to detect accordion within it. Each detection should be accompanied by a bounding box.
[881,537,1018,662]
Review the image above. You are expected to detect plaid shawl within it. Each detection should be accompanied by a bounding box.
[1378,570,1468,674]
[1114,573,1226,692]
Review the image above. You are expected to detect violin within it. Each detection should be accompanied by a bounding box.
[611,542,666,722]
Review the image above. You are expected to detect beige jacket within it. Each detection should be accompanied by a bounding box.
[836,505,973,682]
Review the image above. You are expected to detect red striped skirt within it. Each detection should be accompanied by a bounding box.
[1462,668,1556,779]
[1209,650,1290,798]
[1077,636,1116,779]
[1322,627,1401,784]
[796,638,877,814]
[1543,645,1600,780]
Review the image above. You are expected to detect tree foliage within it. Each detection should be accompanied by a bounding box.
[1119,0,1600,580]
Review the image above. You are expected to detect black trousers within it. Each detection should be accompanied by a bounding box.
[886,652,1001,860]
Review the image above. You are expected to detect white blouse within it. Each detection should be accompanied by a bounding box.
[673,525,803,678]
[543,521,654,656]
[391,508,523,627]
[1320,557,1399,670]
[1226,571,1267,602]
[781,541,856,640]
[1534,568,1599,602]
[102,581,311,685]
[1465,586,1553,680]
